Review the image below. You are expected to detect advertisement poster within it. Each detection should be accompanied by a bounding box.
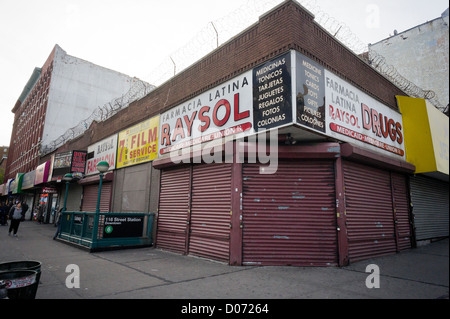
[253,52,292,131]
[325,70,405,157]
[295,52,326,133]
[159,71,253,155]
[117,116,159,169]
[52,151,87,179]
[85,134,118,175]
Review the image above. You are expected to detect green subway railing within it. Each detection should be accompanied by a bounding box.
[58,212,154,251]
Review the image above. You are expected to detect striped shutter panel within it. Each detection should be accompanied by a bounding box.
[81,183,112,212]
[343,161,397,262]
[242,160,337,266]
[188,164,232,262]
[391,172,412,251]
[410,175,449,241]
[156,166,191,254]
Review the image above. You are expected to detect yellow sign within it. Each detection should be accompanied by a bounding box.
[396,96,449,175]
[116,116,159,169]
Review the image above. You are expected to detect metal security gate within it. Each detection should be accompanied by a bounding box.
[189,164,232,262]
[391,172,412,251]
[156,166,191,253]
[343,161,411,262]
[81,183,112,212]
[410,175,449,241]
[156,164,232,262]
[242,160,338,266]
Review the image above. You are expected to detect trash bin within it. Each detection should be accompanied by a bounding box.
[0,270,38,299]
[0,261,41,298]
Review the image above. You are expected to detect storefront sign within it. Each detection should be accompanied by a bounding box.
[35,161,50,185]
[103,215,144,238]
[296,53,326,133]
[294,51,405,158]
[21,170,36,190]
[42,187,58,194]
[159,71,253,155]
[253,52,292,131]
[324,71,404,157]
[52,150,87,179]
[397,96,449,175]
[117,116,159,169]
[86,135,118,175]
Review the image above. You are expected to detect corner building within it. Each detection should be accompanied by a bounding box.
[143,1,417,266]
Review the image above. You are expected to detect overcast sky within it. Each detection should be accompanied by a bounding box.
[0,0,448,146]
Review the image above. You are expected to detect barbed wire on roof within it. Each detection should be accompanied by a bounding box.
[40,78,154,156]
[145,0,445,111]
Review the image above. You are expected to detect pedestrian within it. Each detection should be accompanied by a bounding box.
[0,202,7,226]
[53,207,63,240]
[8,202,25,237]
[21,201,29,221]
[36,205,44,224]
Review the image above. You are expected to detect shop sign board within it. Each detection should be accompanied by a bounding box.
[253,51,292,131]
[156,50,405,159]
[103,215,144,238]
[117,116,159,169]
[294,51,405,158]
[86,134,118,175]
[35,161,51,185]
[159,71,253,155]
[21,170,36,190]
[52,151,87,179]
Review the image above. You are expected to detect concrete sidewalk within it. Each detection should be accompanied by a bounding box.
[1,221,448,300]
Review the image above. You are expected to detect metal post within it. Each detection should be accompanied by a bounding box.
[63,181,70,212]
[96,172,104,214]
[91,173,104,248]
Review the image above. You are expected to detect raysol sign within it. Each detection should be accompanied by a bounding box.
[295,51,405,158]
[159,71,253,156]
[325,71,404,157]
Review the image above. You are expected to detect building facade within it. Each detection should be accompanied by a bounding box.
[4,44,147,181]
[3,1,448,266]
[2,44,149,221]
[369,8,449,111]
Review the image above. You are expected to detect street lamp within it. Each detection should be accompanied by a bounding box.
[95,161,109,213]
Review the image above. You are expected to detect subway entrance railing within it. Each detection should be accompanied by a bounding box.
[58,212,154,251]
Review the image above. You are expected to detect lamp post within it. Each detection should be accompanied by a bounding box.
[95,161,110,213]
[62,173,73,212]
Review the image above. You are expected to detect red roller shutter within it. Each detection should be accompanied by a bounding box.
[81,183,112,212]
[242,160,337,266]
[391,172,412,251]
[156,166,191,254]
[189,164,232,262]
[343,161,397,262]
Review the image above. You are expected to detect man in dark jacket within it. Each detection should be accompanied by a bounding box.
[8,202,25,237]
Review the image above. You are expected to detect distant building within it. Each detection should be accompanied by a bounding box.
[0,146,8,183]
[369,8,449,112]
[4,44,151,180]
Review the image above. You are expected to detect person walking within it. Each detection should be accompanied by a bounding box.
[21,201,29,221]
[8,202,25,237]
[0,202,7,226]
